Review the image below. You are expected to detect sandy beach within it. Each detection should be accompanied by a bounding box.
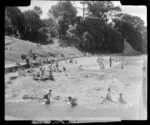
[5,55,147,120]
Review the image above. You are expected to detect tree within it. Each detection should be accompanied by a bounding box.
[42,18,57,38]
[112,13,146,53]
[49,1,77,37]
[5,10,13,36]
[49,1,77,24]
[5,7,25,38]
[85,1,121,24]
[23,9,45,42]
[33,6,42,16]
[57,17,68,38]
[73,16,124,53]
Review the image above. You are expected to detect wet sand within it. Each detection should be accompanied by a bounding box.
[5,55,147,120]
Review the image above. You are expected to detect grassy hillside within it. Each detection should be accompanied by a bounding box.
[5,36,83,65]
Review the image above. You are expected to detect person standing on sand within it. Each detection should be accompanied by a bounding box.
[121,63,124,71]
[25,56,30,68]
[109,57,112,68]
[97,57,101,70]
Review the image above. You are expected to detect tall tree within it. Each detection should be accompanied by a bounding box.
[5,7,25,38]
[42,18,57,38]
[49,1,77,24]
[112,13,146,53]
[23,8,44,42]
[49,1,77,37]
[5,9,13,35]
[33,6,42,16]
[85,1,121,24]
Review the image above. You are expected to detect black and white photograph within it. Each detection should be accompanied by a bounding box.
[5,0,147,121]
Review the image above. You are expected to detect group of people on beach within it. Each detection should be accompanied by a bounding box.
[97,56,127,71]
[101,87,127,105]
[19,52,128,107]
[43,89,77,107]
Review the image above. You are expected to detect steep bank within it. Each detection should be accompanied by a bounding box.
[5,36,83,65]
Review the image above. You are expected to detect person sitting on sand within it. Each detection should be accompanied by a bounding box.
[43,89,52,104]
[67,96,77,107]
[119,93,127,104]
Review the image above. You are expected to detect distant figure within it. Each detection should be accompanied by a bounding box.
[63,66,66,72]
[109,57,112,68]
[56,62,59,72]
[43,89,52,104]
[106,88,112,102]
[101,62,105,70]
[49,70,54,81]
[121,63,124,71]
[32,53,37,60]
[79,65,83,70]
[25,56,30,68]
[97,57,103,70]
[69,59,73,63]
[10,47,12,51]
[119,93,126,104]
[40,66,45,75]
[67,96,77,107]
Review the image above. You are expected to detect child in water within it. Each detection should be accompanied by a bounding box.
[43,89,52,104]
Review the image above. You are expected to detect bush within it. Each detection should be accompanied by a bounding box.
[76,17,124,53]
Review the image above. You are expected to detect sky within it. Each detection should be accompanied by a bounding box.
[19,0,147,26]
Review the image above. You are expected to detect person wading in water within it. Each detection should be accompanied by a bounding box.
[43,89,52,104]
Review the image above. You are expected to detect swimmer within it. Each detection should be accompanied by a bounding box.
[119,93,127,104]
[43,89,52,104]
[67,96,77,107]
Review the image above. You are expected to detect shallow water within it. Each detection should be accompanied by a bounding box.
[5,55,147,120]
[5,100,139,120]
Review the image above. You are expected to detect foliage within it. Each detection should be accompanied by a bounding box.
[74,17,124,53]
[42,18,57,38]
[5,7,25,38]
[33,6,42,16]
[5,10,13,36]
[85,1,121,24]
[49,1,77,37]
[80,31,95,51]
[23,9,45,42]
[57,16,69,38]
[113,13,146,53]
[49,1,77,24]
